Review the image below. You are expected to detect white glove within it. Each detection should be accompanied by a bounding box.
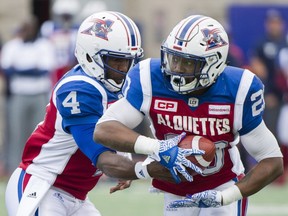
[134,132,204,183]
[153,132,204,183]
[169,185,242,208]
[169,190,222,208]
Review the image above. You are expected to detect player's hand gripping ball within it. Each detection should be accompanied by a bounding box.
[178,135,216,176]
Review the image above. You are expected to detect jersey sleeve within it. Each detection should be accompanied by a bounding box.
[122,63,144,110]
[239,74,265,135]
[70,123,115,166]
[56,80,106,132]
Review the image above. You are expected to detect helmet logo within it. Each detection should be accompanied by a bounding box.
[201,28,227,51]
[81,18,114,40]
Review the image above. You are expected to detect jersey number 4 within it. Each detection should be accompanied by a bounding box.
[62,91,81,114]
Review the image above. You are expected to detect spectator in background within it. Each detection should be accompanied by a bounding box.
[275,44,288,184]
[249,9,288,185]
[40,0,80,85]
[249,9,287,148]
[226,27,245,68]
[0,15,55,174]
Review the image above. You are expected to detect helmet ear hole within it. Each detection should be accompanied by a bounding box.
[86,54,93,63]
[217,52,222,59]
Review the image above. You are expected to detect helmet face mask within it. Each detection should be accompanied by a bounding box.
[161,15,229,94]
[75,11,143,92]
[92,49,137,91]
[161,47,207,94]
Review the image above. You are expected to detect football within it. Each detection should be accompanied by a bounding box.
[178,135,216,175]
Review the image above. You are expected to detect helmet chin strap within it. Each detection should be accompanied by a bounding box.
[102,78,123,92]
[171,75,198,94]
[171,75,185,86]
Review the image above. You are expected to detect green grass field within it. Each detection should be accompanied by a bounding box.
[1,178,288,216]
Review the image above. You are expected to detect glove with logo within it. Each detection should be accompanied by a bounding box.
[155,132,204,183]
[169,190,222,208]
[169,185,243,208]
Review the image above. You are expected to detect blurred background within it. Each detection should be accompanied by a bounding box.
[0,0,288,215]
[0,0,288,59]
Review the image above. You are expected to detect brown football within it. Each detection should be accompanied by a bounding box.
[178,135,216,176]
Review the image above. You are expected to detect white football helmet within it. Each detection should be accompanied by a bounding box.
[75,11,143,92]
[161,15,229,94]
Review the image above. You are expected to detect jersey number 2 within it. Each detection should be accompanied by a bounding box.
[251,89,264,117]
[62,91,81,114]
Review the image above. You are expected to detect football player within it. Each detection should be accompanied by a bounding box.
[94,15,284,216]
[5,11,198,216]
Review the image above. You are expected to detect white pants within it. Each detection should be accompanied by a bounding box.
[6,168,101,216]
[162,179,247,216]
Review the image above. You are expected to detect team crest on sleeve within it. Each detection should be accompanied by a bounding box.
[201,28,227,50]
[81,18,114,40]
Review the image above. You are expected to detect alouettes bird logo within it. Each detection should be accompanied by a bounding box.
[81,18,114,41]
[201,28,228,50]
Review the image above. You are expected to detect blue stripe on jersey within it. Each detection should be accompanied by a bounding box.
[123,63,143,110]
[17,169,25,202]
[115,12,137,46]
[177,15,203,46]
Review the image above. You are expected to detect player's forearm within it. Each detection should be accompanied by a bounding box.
[133,161,175,183]
[147,161,175,183]
[94,121,140,153]
[97,152,138,179]
[94,121,159,155]
[97,152,175,182]
[236,157,283,197]
[220,157,283,206]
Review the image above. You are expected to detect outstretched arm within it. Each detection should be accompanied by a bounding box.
[71,122,176,184]
[95,120,144,153]
[94,98,151,153]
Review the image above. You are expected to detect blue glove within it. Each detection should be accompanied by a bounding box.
[169,190,222,208]
[157,132,204,183]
